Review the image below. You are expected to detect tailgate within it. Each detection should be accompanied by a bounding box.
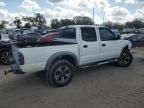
[9,45,24,74]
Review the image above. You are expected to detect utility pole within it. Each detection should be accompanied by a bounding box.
[93,8,95,24]
[103,11,105,24]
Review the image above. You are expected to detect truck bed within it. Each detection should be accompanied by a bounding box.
[13,40,77,48]
[11,39,79,73]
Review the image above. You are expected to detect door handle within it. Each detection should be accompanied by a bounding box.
[102,44,106,47]
[83,45,88,48]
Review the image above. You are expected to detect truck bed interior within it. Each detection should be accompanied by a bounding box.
[13,40,77,48]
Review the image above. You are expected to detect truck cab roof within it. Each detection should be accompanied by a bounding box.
[61,25,106,28]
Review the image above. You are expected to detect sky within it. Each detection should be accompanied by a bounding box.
[0,0,144,25]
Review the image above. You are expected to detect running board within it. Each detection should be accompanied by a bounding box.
[97,60,115,65]
[80,58,118,68]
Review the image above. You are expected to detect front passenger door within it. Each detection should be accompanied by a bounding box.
[99,27,120,59]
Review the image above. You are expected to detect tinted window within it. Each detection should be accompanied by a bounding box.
[81,27,97,42]
[130,35,137,41]
[131,35,144,41]
[99,28,116,41]
[28,33,40,36]
[59,28,76,39]
[136,35,144,40]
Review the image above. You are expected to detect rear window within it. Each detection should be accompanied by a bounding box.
[28,33,40,36]
[81,27,97,42]
[58,28,76,39]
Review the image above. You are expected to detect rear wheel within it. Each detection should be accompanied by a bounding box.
[46,60,74,87]
[0,49,11,65]
[116,50,133,67]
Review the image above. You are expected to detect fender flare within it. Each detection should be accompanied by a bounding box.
[45,51,79,72]
[120,45,129,56]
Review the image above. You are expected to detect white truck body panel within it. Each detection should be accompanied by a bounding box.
[19,44,79,73]
[78,26,101,65]
[10,25,132,73]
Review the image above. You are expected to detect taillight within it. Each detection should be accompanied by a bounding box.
[18,52,24,65]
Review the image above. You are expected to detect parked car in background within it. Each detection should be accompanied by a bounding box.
[121,34,136,40]
[33,29,49,35]
[2,29,13,36]
[9,30,22,40]
[22,30,33,35]
[37,32,58,43]
[17,32,42,43]
[121,34,144,47]
[34,30,44,35]
[47,29,57,33]
[0,33,10,42]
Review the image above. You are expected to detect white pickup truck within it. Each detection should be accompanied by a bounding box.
[8,25,133,87]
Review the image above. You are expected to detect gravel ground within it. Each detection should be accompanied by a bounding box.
[0,47,144,108]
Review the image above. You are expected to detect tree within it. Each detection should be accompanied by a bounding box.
[113,23,124,32]
[22,13,46,28]
[0,20,8,29]
[50,19,60,29]
[133,19,143,30]
[73,16,93,25]
[60,19,75,27]
[24,23,31,29]
[23,16,37,26]
[125,21,133,28]
[103,21,124,32]
[13,17,22,28]
[35,13,46,27]
[125,19,144,30]
[103,21,113,29]
[50,16,94,29]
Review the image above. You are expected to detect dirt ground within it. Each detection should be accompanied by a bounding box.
[0,47,144,108]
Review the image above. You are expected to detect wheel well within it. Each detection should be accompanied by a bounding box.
[123,46,129,51]
[52,55,77,67]
[120,46,129,55]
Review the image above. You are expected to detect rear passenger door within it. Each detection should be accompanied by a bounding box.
[79,27,100,65]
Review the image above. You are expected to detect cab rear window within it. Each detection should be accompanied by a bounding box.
[58,28,76,39]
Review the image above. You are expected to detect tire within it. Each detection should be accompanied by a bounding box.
[116,49,133,67]
[0,49,11,65]
[46,60,74,87]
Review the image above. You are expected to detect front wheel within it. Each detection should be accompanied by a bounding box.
[116,50,133,67]
[46,60,74,87]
